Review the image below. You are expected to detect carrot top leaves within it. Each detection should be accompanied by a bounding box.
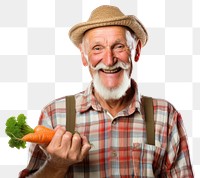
[5,114,34,149]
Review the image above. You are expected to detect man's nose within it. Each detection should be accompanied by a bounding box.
[102,48,117,66]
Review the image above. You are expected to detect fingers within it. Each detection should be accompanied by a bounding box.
[44,127,91,166]
[70,133,82,152]
[49,126,66,147]
[80,135,92,158]
[67,133,91,162]
[60,131,73,147]
[54,125,63,131]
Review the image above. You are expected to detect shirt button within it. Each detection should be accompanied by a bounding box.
[112,120,117,125]
[112,151,118,157]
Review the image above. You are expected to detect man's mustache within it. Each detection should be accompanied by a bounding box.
[89,61,131,71]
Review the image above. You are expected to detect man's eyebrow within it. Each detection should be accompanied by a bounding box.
[92,41,102,45]
[115,37,127,42]
[89,38,126,48]
[113,39,126,45]
[89,42,102,49]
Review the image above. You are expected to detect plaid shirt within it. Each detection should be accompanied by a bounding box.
[19,80,193,178]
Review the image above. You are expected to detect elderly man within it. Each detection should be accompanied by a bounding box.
[19,5,193,178]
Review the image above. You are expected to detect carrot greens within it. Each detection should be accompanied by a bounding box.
[5,114,34,149]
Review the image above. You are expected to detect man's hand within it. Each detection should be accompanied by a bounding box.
[42,126,91,170]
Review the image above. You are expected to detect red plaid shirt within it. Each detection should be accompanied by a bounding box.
[19,80,193,177]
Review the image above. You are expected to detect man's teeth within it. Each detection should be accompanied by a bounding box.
[102,68,121,73]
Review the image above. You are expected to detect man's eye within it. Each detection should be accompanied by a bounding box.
[94,47,101,50]
[92,46,104,53]
[114,44,125,51]
[116,44,123,48]
[92,45,102,50]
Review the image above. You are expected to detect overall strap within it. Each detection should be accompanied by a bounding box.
[65,95,155,145]
[65,95,76,133]
[65,96,89,176]
[142,96,155,145]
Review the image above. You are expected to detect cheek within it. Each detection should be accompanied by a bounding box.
[88,54,102,67]
[117,52,131,63]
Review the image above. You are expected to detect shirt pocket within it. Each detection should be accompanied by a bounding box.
[132,143,166,178]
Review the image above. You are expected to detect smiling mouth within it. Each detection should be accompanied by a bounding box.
[100,67,122,74]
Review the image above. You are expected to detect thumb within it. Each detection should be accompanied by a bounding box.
[80,135,91,158]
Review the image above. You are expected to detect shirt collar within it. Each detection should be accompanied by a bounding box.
[76,82,102,112]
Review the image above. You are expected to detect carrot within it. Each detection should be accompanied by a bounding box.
[22,125,55,143]
[5,114,57,149]
[22,131,55,144]
[34,125,54,133]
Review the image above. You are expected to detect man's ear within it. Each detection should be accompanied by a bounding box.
[134,40,142,62]
[79,44,88,66]
[81,52,88,66]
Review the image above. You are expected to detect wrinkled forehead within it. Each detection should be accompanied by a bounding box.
[82,26,135,45]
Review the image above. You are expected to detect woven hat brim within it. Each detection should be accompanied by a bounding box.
[69,15,148,47]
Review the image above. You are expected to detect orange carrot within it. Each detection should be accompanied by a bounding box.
[22,131,55,144]
[22,125,55,144]
[34,125,54,133]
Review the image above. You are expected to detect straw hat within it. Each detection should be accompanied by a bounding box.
[69,5,148,48]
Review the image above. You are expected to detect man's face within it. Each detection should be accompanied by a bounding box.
[81,26,136,100]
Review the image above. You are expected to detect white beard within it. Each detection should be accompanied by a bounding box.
[92,62,131,100]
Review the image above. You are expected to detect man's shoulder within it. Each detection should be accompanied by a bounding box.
[143,95,178,113]
[42,91,86,111]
